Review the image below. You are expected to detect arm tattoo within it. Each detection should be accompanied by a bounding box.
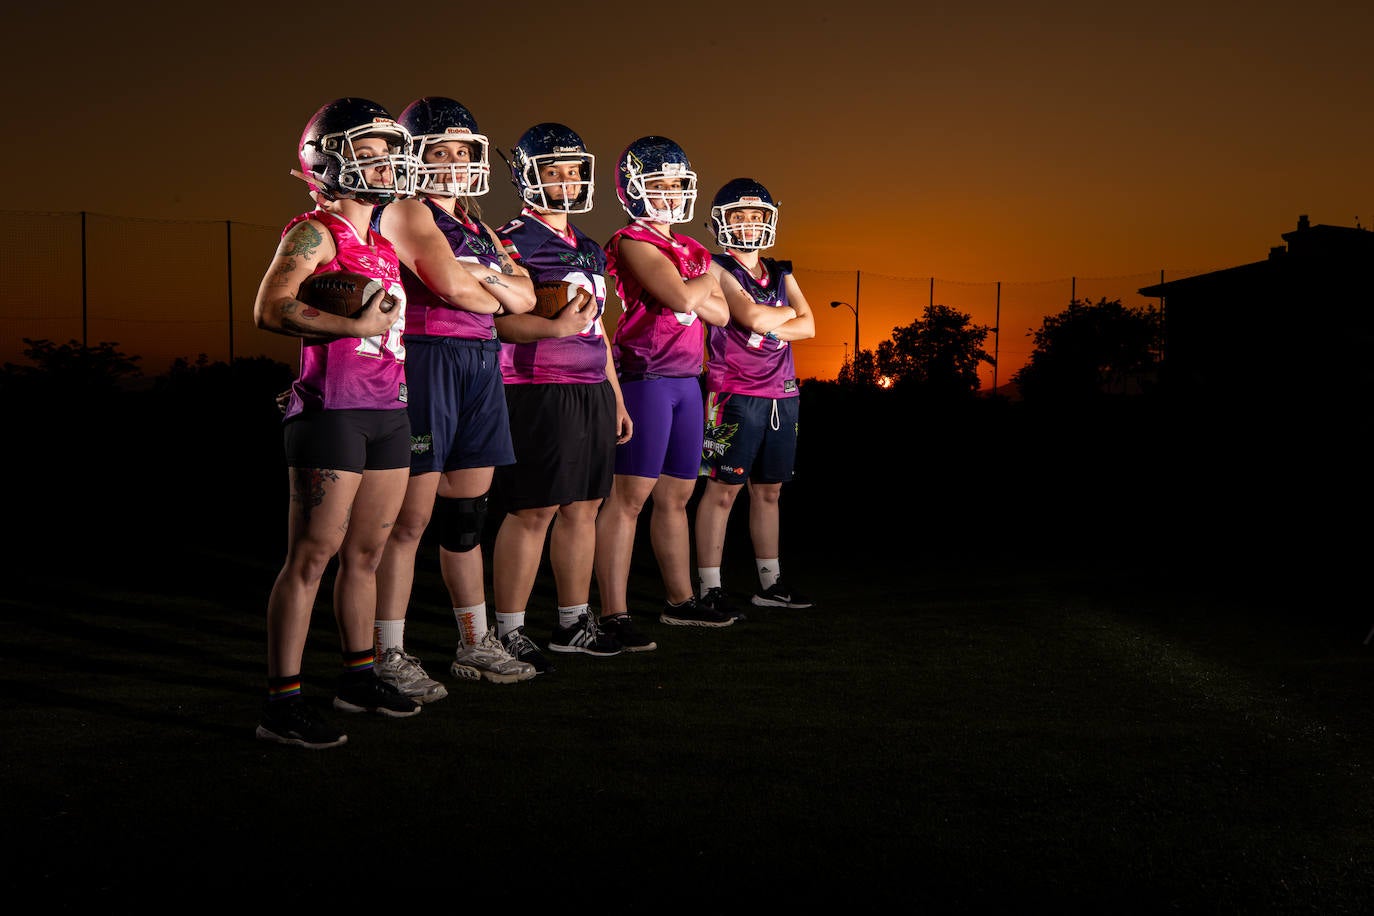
[280,224,323,258]
[266,258,297,287]
[483,276,510,290]
[280,301,330,338]
[500,260,516,276]
[290,468,340,523]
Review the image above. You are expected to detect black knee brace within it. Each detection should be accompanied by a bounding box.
[438,493,488,552]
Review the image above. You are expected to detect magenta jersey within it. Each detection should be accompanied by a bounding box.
[283,208,407,418]
[705,254,799,398]
[496,209,609,385]
[605,222,713,380]
[389,199,501,341]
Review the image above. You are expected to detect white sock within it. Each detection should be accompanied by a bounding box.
[495,610,525,639]
[455,603,488,646]
[698,567,722,596]
[756,558,780,590]
[557,603,589,628]
[374,618,405,653]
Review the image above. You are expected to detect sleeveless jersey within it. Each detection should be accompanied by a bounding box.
[604,222,713,380]
[496,209,608,385]
[380,198,501,341]
[705,254,799,399]
[283,208,407,418]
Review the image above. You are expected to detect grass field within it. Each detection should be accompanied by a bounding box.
[5,382,1372,910]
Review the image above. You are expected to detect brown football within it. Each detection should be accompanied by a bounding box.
[532,280,574,319]
[297,271,397,317]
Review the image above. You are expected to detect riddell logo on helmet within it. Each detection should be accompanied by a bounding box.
[444,127,473,136]
[739,196,763,204]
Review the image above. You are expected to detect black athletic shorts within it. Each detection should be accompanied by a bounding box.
[496,381,616,510]
[283,408,411,473]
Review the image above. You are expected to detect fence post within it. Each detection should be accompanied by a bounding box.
[226,220,234,364]
[80,211,88,347]
[993,281,1001,393]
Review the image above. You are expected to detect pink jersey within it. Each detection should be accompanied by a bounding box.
[605,222,713,380]
[705,254,799,398]
[497,209,609,385]
[283,209,407,418]
[391,199,501,341]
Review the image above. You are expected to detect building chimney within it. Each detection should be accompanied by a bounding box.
[1269,245,1287,260]
[1297,214,1310,230]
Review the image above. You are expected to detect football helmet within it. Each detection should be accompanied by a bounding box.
[509,122,595,214]
[615,136,697,224]
[709,178,779,251]
[398,97,491,198]
[297,98,413,203]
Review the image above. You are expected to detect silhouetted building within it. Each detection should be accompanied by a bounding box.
[1139,215,1374,403]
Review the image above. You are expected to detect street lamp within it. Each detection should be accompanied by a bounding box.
[830,300,859,364]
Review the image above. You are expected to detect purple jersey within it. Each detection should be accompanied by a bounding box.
[605,222,713,380]
[496,209,609,385]
[283,209,407,418]
[390,199,501,341]
[705,254,799,398]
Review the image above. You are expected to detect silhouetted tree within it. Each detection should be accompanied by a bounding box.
[1,338,141,397]
[874,304,994,397]
[836,347,880,387]
[1014,298,1162,402]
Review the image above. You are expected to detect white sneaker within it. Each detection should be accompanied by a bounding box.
[376,647,448,704]
[451,629,537,684]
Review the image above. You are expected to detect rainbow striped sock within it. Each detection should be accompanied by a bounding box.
[342,648,375,677]
[267,674,302,701]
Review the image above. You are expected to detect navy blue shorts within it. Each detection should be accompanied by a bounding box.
[615,376,702,480]
[496,381,616,509]
[700,392,799,485]
[404,336,515,474]
[283,408,411,473]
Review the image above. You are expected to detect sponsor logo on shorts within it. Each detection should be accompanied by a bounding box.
[410,433,433,455]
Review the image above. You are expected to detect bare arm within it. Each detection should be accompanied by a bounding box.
[495,288,594,343]
[379,199,503,314]
[602,320,632,445]
[468,223,536,315]
[617,238,728,326]
[712,262,797,334]
[253,220,394,340]
[769,274,816,342]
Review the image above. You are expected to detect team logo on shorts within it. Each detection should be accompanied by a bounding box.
[410,433,433,455]
[702,421,738,458]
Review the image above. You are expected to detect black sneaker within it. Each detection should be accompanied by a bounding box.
[660,595,734,628]
[751,579,813,609]
[600,613,658,652]
[549,613,623,656]
[256,699,348,750]
[700,586,746,622]
[333,672,422,718]
[500,625,555,674]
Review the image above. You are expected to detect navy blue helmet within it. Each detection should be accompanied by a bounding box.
[615,135,697,223]
[398,97,490,198]
[297,98,412,203]
[509,122,595,214]
[709,177,778,251]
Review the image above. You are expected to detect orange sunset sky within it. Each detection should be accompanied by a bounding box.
[3,0,1371,387]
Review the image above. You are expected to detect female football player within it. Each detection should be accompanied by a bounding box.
[488,123,638,668]
[693,178,815,619]
[372,97,538,695]
[251,97,421,749]
[593,136,732,631]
